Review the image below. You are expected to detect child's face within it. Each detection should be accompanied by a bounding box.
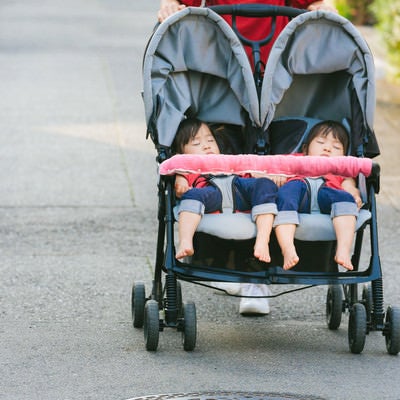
[182,124,220,155]
[307,131,345,157]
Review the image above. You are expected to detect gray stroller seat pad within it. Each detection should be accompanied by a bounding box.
[174,206,371,241]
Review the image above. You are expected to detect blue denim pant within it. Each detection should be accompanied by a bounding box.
[179,176,278,221]
[275,179,358,225]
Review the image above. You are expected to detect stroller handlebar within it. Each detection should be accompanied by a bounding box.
[208,4,306,83]
[209,4,306,19]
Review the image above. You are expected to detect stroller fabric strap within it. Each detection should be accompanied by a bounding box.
[159,154,373,178]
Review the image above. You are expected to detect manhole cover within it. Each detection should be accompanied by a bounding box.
[128,392,325,400]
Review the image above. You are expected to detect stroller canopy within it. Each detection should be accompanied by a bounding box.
[261,10,379,157]
[142,7,260,148]
[143,8,379,157]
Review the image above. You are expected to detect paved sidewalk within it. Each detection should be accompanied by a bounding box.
[1,2,400,400]
[358,26,400,212]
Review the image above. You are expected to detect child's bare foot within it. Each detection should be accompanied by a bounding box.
[254,241,271,263]
[282,245,299,270]
[334,252,353,270]
[176,240,194,260]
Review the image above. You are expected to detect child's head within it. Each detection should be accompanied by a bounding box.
[173,118,220,155]
[303,120,349,157]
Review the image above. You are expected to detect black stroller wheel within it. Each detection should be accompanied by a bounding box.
[362,284,373,324]
[326,285,343,330]
[385,306,400,355]
[144,300,160,351]
[182,301,197,351]
[131,281,146,328]
[348,303,367,354]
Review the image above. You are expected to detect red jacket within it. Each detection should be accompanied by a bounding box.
[289,173,345,190]
[288,154,345,189]
[180,0,315,67]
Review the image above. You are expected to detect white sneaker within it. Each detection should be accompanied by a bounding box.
[209,282,242,295]
[239,284,271,315]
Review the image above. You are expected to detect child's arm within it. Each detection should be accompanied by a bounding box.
[342,177,363,208]
[249,172,288,187]
[174,174,190,198]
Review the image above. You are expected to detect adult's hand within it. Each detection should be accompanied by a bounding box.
[158,0,186,22]
[307,0,338,13]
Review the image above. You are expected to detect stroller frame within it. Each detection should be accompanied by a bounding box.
[132,5,400,355]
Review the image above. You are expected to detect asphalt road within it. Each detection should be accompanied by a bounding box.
[1,1,400,399]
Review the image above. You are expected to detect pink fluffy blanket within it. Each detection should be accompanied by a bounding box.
[159,154,373,178]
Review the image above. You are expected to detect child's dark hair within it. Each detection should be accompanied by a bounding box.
[303,120,349,155]
[173,118,239,155]
[173,118,208,154]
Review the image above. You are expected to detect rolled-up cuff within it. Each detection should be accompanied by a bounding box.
[273,210,299,227]
[330,202,358,218]
[251,203,278,222]
[178,199,205,216]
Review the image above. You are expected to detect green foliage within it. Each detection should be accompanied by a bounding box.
[334,0,375,24]
[334,0,400,81]
[371,0,400,81]
[334,0,353,19]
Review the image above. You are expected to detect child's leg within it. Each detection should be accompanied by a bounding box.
[275,223,299,270]
[332,214,356,270]
[235,177,278,263]
[176,186,221,260]
[176,211,201,259]
[253,213,274,262]
[319,189,358,271]
[274,180,307,270]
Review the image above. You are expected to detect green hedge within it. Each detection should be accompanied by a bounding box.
[334,0,400,82]
[334,0,375,24]
[371,0,400,82]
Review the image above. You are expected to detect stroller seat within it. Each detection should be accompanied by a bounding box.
[194,208,372,242]
[167,150,374,272]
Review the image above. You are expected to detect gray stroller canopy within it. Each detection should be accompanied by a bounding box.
[261,10,379,157]
[142,7,259,148]
[143,8,379,157]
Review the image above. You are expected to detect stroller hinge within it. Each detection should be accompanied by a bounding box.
[255,137,267,155]
[156,147,169,163]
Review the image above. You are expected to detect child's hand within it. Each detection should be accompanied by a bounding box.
[346,185,363,208]
[266,174,288,187]
[174,174,190,198]
[342,178,363,208]
[250,172,287,187]
[352,190,363,209]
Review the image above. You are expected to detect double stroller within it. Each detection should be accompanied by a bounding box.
[132,4,400,354]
